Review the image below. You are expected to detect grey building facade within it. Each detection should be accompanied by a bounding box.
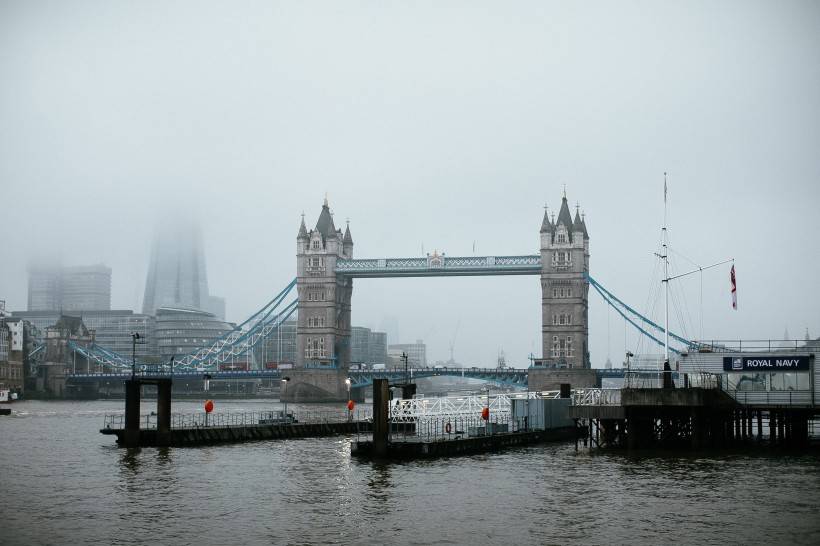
[351,327,388,366]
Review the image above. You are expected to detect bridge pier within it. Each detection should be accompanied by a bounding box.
[528,368,599,392]
[279,367,350,403]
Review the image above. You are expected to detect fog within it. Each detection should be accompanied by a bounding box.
[2,1,818,368]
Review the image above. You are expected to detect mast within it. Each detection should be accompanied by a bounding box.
[663,172,669,368]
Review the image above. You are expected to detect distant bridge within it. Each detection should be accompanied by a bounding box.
[66,366,636,387]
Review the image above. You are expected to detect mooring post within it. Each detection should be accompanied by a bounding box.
[156,378,172,447]
[372,378,389,457]
[124,379,141,448]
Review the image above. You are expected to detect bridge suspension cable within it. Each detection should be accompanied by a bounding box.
[68,279,299,372]
[584,273,704,355]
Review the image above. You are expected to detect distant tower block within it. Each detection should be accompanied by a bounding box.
[539,193,590,369]
[296,199,354,368]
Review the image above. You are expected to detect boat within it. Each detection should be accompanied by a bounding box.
[0,388,18,403]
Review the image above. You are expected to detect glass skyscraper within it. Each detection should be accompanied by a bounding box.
[141,218,224,319]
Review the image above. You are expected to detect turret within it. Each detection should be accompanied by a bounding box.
[343,222,354,258]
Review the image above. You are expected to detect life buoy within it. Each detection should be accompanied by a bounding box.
[445,421,452,434]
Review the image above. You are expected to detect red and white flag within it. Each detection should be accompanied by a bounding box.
[730,264,737,310]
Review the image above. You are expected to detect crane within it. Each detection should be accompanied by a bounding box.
[448,320,460,365]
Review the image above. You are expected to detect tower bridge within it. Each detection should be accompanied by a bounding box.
[288,194,593,401]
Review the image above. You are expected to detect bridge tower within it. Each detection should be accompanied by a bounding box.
[539,192,590,369]
[296,199,354,369]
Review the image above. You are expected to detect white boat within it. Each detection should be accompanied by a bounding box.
[0,388,18,403]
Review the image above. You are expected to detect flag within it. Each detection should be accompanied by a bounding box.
[730,264,737,310]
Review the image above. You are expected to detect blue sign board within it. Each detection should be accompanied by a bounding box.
[723,356,810,372]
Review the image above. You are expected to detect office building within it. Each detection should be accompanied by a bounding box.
[27,261,111,312]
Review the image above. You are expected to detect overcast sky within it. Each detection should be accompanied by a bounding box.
[2,1,818,368]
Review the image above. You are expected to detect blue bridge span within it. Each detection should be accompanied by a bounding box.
[66,367,634,389]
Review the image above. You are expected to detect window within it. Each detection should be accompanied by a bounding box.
[557,233,566,243]
[312,240,320,250]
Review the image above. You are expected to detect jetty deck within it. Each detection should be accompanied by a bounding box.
[101,418,366,447]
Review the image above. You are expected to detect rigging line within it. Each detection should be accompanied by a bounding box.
[668,246,701,269]
[668,251,696,341]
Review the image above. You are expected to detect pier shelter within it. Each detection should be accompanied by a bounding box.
[569,347,817,450]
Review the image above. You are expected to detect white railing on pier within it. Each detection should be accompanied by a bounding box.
[389,391,560,422]
[571,389,622,406]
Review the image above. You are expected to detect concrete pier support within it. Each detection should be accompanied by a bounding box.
[123,378,173,448]
[372,378,389,457]
[156,378,172,447]
[124,380,141,448]
[280,367,350,403]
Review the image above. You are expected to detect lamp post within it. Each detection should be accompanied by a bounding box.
[346,378,353,421]
[130,332,142,380]
[626,351,634,388]
[281,376,290,419]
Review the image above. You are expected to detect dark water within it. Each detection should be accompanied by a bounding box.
[2,399,819,545]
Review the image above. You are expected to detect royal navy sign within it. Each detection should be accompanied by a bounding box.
[723,356,810,372]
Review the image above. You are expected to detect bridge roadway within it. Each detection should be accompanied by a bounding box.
[66,367,632,386]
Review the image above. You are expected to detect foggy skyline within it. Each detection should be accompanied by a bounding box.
[2,1,819,368]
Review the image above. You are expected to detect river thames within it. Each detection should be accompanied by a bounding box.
[2,399,819,545]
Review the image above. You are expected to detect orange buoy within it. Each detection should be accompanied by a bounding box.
[204,399,214,413]
[347,400,355,411]
[481,407,489,421]
[445,421,452,434]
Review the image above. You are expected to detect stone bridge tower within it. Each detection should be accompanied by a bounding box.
[539,192,590,370]
[296,199,354,369]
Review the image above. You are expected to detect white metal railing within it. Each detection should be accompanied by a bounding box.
[389,391,560,422]
[728,390,813,407]
[388,414,516,443]
[571,388,622,406]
